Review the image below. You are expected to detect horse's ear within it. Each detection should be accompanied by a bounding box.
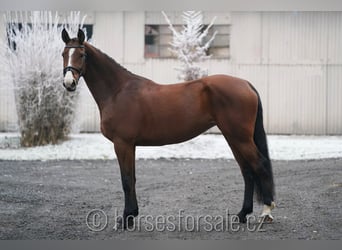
[77,29,85,44]
[62,28,71,44]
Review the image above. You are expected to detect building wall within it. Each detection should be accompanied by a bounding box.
[1,11,342,135]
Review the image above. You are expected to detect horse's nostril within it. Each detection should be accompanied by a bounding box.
[63,81,77,92]
[67,85,76,92]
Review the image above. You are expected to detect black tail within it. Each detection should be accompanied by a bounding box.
[250,84,275,203]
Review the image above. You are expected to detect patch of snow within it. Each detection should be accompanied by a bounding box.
[0,133,342,161]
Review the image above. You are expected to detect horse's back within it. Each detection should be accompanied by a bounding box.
[200,74,258,107]
[203,74,254,93]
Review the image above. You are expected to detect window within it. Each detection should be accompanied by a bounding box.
[82,24,93,40]
[7,24,93,50]
[144,24,230,59]
[206,25,230,58]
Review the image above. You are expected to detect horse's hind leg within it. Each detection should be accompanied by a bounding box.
[209,81,275,223]
[223,135,275,223]
[227,144,255,223]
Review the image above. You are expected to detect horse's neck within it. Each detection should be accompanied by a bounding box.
[83,43,136,111]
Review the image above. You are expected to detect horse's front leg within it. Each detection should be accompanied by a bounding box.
[114,140,138,229]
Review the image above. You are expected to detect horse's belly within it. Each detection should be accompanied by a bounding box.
[136,119,215,146]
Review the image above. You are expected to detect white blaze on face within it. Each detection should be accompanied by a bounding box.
[64,48,75,86]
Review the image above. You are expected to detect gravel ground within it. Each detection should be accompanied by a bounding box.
[0,158,341,239]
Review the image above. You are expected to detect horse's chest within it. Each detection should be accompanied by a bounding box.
[99,108,141,142]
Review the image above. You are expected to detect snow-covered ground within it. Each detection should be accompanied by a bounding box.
[0,133,342,161]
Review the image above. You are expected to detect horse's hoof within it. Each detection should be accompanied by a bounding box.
[236,213,247,224]
[258,213,274,223]
[113,217,124,230]
[126,217,135,229]
[258,201,275,223]
[114,216,135,230]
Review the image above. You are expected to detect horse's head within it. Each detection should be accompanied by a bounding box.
[61,28,86,92]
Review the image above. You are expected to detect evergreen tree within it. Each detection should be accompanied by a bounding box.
[162,11,217,81]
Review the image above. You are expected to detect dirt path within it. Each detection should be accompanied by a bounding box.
[0,158,341,239]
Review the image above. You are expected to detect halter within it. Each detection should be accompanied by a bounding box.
[63,45,86,77]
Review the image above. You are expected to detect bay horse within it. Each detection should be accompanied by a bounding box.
[62,29,275,229]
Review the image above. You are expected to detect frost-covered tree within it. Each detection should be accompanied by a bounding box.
[1,11,86,146]
[162,11,217,81]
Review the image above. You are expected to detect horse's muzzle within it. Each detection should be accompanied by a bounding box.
[63,69,78,92]
[63,80,77,92]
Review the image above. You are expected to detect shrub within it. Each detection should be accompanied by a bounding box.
[2,11,86,146]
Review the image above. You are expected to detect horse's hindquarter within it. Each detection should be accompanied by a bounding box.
[205,75,259,140]
[205,75,258,111]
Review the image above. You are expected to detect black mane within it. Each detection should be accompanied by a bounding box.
[86,42,145,80]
